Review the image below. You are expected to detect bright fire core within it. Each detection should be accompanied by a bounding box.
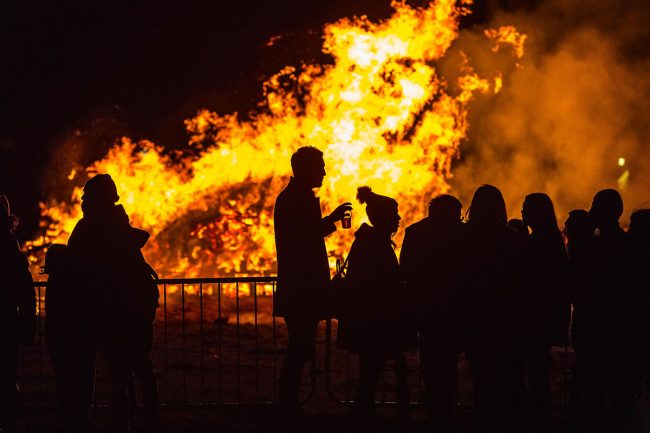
[28,0,525,285]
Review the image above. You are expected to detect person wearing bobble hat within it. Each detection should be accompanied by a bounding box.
[337,186,413,428]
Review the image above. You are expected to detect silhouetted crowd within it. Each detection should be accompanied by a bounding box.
[274,146,650,433]
[1,145,649,433]
[1,175,159,433]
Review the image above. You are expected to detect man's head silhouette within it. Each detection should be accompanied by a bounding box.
[522,193,558,232]
[428,194,462,225]
[589,189,623,228]
[291,146,326,189]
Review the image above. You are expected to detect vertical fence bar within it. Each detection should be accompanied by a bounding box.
[38,285,43,393]
[163,284,168,405]
[218,282,223,404]
[272,281,277,401]
[181,283,186,404]
[199,282,204,406]
[345,352,351,400]
[254,282,259,402]
[236,281,241,404]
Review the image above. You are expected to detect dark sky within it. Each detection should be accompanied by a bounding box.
[0,0,503,239]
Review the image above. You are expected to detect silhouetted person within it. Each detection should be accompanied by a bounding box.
[587,189,638,432]
[273,146,351,423]
[565,189,638,433]
[337,186,411,428]
[520,193,569,433]
[507,218,530,243]
[563,209,601,433]
[464,185,524,433]
[0,195,36,433]
[43,244,95,433]
[400,194,465,432]
[67,174,160,433]
[627,209,650,393]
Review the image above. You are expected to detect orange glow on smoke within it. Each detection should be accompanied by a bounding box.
[27,0,524,291]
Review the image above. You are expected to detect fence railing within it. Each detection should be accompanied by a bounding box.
[24,278,573,409]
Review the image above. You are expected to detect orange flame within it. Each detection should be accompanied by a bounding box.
[28,0,524,288]
[485,25,527,60]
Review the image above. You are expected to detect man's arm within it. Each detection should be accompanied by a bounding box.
[322,202,352,237]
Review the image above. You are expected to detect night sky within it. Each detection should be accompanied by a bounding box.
[1,0,533,240]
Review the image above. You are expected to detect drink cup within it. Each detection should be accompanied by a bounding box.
[342,213,351,229]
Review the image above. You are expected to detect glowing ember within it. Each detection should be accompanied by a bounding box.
[27,0,524,285]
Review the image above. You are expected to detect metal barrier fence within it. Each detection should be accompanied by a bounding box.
[23,278,573,409]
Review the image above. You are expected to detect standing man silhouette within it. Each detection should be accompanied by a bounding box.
[273,146,351,423]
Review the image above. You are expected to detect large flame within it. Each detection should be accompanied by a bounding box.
[28,1,524,286]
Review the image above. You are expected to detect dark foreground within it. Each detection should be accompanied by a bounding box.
[19,403,560,433]
[17,391,650,433]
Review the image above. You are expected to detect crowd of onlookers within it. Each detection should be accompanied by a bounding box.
[1,176,159,433]
[274,146,649,433]
[1,147,648,433]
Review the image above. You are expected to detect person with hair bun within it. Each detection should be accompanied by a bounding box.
[337,186,412,426]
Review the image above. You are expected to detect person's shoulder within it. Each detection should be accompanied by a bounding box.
[405,217,428,233]
[0,233,29,268]
[0,232,20,251]
[67,217,93,246]
[275,181,295,205]
[495,224,519,244]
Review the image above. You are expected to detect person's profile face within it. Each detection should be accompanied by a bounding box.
[304,157,326,189]
[521,201,530,227]
[388,205,401,233]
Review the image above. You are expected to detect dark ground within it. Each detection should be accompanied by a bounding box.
[15,289,650,432]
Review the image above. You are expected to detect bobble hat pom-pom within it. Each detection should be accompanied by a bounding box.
[356,186,374,204]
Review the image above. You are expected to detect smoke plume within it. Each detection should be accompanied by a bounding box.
[450,0,650,225]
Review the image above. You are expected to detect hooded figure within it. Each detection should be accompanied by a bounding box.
[0,195,36,433]
[67,174,159,433]
[337,186,412,423]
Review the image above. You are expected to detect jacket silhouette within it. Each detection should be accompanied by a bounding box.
[463,185,524,433]
[627,209,650,392]
[43,244,96,433]
[519,193,569,433]
[584,189,637,433]
[400,194,465,432]
[273,176,335,318]
[336,223,408,353]
[67,174,159,433]
[272,146,351,426]
[0,195,36,433]
[337,186,411,422]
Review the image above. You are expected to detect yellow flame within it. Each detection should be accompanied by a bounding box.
[485,25,527,60]
[28,0,523,289]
